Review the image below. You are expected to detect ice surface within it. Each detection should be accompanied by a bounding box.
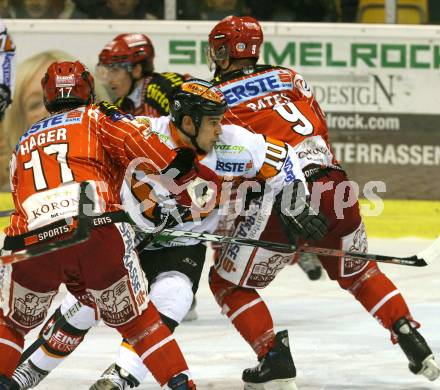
[21,238,440,389]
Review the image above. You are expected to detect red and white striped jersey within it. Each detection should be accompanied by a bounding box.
[213,65,340,172]
[6,102,176,235]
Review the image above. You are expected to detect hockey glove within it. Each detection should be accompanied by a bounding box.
[0,84,11,120]
[275,180,328,242]
[162,148,220,209]
[164,147,196,177]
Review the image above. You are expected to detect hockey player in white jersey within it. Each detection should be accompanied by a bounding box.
[11,79,328,389]
[0,19,15,120]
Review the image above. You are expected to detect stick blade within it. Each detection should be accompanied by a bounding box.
[415,236,440,266]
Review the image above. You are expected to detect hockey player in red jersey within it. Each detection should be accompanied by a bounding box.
[206,15,439,388]
[96,33,189,118]
[0,61,221,390]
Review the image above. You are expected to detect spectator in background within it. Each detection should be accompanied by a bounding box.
[13,0,64,18]
[71,0,162,19]
[100,0,140,18]
[11,0,86,19]
[0,0,13,18]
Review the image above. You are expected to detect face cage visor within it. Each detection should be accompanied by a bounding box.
[205,44,229,72]
[95,62,133,84]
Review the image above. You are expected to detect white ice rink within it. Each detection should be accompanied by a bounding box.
[23,238,440,390]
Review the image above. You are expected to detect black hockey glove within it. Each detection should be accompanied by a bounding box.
[274,180,329,243]
[0,84,12,120]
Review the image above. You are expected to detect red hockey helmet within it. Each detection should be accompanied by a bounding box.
[207,15,263,69]
[98,33,155,73]
[41,61,95,113]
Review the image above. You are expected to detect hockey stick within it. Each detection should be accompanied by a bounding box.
[18,300,83,364]
[0,209,13,218]
[133,226,440,267]
[0,182,92,266]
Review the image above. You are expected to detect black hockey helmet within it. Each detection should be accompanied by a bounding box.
[170,79,227,134]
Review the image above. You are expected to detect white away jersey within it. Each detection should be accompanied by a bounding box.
[121,115,307,248]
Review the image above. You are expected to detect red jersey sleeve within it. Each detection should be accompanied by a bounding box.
[92,101,176,172]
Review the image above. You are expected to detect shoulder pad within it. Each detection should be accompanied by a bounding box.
[98,100,134,122]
